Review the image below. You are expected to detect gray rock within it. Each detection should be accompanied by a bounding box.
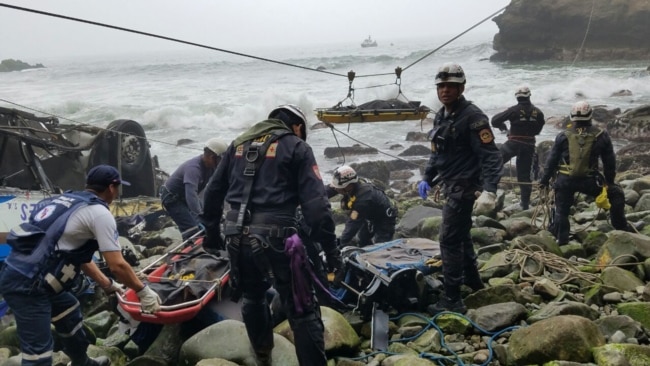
[509,315,605,365]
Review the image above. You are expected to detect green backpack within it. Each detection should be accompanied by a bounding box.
[560,126,603,177]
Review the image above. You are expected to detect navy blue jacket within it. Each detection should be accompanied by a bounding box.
[423,96,502,193]
[491,99,545,142]
[540,121,617,185]
[202,119,337,250]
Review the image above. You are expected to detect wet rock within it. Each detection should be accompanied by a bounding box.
[509,315,605,364]
[398,144,429,157]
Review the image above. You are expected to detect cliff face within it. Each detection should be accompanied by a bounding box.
[491,0,650,62]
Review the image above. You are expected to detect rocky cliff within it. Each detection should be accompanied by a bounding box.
[491,0,650,62]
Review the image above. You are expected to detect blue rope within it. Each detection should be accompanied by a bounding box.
[336,311,521,365]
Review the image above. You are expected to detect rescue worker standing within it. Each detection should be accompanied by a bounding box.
[417,63,502,315]
[160,138,227,239]
[491,86,546,209]
[201,104,341,366]
[539,101,630,245]
[0,165,161,366]
[326,165,397,247]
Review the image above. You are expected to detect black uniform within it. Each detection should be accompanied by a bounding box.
[540,121,628,245]
[491,99,545,209]
[326,181,397,247]
[201,119,335,366]
[422,96,502,301]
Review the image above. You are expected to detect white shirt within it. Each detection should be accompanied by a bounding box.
[56,204,121,252]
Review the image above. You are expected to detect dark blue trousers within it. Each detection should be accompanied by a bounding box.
[0,266,91,366]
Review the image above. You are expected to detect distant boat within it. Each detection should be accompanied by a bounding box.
[361,35,377,48]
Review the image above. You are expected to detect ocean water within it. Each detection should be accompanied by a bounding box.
[2,33,649,182]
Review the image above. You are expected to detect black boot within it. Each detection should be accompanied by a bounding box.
[427,296,467,315]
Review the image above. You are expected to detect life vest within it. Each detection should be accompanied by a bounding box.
[558,125,603,177]
[4,191,107,293]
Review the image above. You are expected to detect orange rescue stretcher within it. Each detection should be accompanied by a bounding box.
[117,234,230,324]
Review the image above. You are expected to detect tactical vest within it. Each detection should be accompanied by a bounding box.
[5,191,106,292]
[559,126,603,177]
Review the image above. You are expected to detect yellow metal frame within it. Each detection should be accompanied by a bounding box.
[315,108,430,124]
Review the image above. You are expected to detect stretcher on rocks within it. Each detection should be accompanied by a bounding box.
[117,235,230,324]
[332,238,441,318]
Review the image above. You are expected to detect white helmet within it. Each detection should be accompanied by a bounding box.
[435,63,466,85]
[331,165,358,189]
[570,101,593,122]
[515,86,531,98]
[268,104,308,140]
[205,138,228,155]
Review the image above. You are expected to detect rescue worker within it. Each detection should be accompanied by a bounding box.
[491,86,546,209]
[325,165,397,247]
[160,138,227,239]
[0,165,161,366]
[417,63,502,315]
[539,101,630,245]
[201,104,342,366]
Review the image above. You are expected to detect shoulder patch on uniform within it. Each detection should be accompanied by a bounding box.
[350,210,359,220]
[479,128,494,144]
[312,165,322,180]
[470,120,489,130]
[266,142,278,158]
[235,144,244,157]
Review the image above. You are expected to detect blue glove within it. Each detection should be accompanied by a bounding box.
[418,181,431,199]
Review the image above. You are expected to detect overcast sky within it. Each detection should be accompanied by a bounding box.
[1,0,510,60]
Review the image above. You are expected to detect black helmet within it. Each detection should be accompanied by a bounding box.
[269,104,308,140]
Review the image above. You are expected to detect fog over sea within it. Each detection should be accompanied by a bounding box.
[1,32,649,181]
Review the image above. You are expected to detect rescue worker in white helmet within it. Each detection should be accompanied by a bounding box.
[539,101,632,245]
[201,104,341,366]
[417,62,502,315]
[160,137,227,239]
[326,165,397,247]
[491,86,546,210]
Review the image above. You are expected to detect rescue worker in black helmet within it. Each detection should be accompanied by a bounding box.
[491,86,546,210]
[539,101,631,245]
[325,165,397,247]
[200,104,341,366]
[417,62,502,315]
[160,138,227,239]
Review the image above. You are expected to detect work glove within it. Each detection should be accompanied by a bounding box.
[417,180,431,199]
[324,246,343,273]
[203,225,224,253]
[473,191,496,216]
[101,278,125,295]
[324,246,344,288]
[137,284,162,314]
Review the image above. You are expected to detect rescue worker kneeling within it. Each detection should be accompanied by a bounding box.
[539,101,631,245]
[201,104,341,366]
[326,165,397,247]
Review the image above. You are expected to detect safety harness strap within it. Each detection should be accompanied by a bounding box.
[236,130,291,233]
